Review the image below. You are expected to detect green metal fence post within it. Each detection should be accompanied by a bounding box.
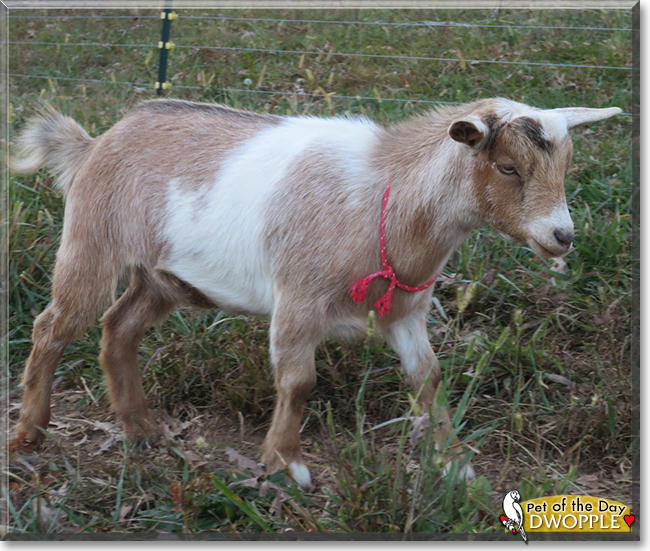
[156,1,176,96]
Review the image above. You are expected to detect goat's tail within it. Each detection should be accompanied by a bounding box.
[9,105,94,196]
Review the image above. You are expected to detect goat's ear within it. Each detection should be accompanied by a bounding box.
[448,115,489,148]
[549,106,622,129]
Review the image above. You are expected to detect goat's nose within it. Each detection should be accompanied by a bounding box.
[553,228,575,247]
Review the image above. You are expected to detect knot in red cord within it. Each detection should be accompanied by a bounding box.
[350,267,397,316]
[350,178,437,317]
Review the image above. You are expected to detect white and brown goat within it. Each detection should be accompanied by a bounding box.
[10,98,620,489]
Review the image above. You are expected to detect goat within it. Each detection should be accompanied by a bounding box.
[10,98,620,489]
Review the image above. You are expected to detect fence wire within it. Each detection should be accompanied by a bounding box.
[8,73,152,88]
[9,41,635,72]
[7,73,635,116]
[9,10,633,112]
[7,13,632,33]
[180,15,633,32]
[6,73,460,105]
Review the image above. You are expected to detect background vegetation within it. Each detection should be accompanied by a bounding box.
[6,7,634,536]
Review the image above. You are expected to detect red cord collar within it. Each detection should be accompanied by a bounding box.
[350,178,438,316]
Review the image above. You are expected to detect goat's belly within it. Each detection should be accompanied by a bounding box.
[162,211,273,315]
[165,256,274,316]
[160,176,275,316]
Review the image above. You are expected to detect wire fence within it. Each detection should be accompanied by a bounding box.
[8,9,635,114]
[8,73,469,106]
[7,40,635,71]
[7,13,634,32]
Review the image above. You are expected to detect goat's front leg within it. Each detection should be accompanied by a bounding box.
[261,306,319,490]
[384,313,475,479]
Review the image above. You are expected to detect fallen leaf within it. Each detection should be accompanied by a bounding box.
[436,272,463,288]
[544,373,592,394]
[521,320,541,331]
[225,447,265,476]
[154,411,192,439]
[260,480,288,516]
[544,373,575,388]
[73,434,89,447]
[88,477,111,487]
[576,473,604,492]
[182,449,207,469]
[91,421,120,433]
[456,49,467,69]
[48,421,70,431]
[270,492,284,516]
[118,504,132,522]
[483,269,497,286]
[228,477,260,490]
[550,293,570,303]
[260,480,285,497]
[92,432,122,456]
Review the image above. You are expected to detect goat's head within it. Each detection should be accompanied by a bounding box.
[449,99,621,258]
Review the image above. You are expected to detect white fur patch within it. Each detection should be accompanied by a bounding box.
[527,205,573,240]
[494,98,568,143]
[526,205,574,257]
[162,116,379,315]
[537,110,569,142]
[384,312,437,378]
[443,460,476,481]
[494,98,536,122]
[289,461,312,490]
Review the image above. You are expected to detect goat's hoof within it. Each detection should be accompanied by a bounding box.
[443,460,476,482]
[9,428,46,451]
[122,417,161,445]
[8,434,31,452]
[288,461,312,491]
[132,437,159,451]
[126,427,162,450]
[262,451,312,491]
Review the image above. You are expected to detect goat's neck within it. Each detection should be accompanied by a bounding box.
[373,121,481,286]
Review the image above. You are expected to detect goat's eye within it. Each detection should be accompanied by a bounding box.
[497,164,518,176]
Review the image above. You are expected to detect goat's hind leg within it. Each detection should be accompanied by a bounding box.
[99,271,176,441]
[15,256,117,448]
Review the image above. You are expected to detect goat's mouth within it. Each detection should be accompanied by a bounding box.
[528,238,571,259]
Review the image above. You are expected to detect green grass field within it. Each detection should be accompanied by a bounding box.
[6,7,635,537]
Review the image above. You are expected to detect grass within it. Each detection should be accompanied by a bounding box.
[6,7,635,537]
